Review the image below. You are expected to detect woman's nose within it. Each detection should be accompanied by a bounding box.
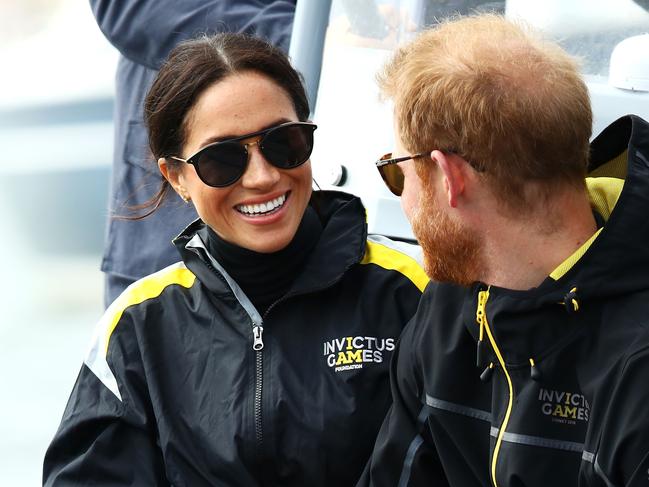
[240,144,281,189]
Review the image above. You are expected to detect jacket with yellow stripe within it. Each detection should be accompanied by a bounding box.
[359,115,649,487]
[43,190,427,487]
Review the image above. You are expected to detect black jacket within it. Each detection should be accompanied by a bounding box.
[43,191,427,486]
[359,116,649,487]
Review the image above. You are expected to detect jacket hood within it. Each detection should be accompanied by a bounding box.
[492,115,649,304]
[172,190,368,297]
[575,115,649,296]
[550,115,649,299]
[461,115,649,364]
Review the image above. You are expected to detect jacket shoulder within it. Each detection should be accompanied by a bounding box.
[360,235,429,292]
[84,262,196,400]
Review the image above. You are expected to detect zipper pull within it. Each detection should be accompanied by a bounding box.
[476,339,485,368]
[529,358,542,381]
[252,325,264,351]
[475,289,489,368]
[480,362,495,382]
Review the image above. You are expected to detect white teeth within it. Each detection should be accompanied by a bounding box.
[236,194,287,215]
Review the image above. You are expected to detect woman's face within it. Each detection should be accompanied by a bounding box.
[163,72,313,253]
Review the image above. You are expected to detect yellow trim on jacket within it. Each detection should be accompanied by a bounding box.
[361,240,429,292]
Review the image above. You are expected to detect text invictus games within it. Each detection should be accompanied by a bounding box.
[323,336,396,372]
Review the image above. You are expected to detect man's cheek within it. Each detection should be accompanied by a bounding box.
[400,190,419,223]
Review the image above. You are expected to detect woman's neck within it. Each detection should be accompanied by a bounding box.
[206,206,322,313]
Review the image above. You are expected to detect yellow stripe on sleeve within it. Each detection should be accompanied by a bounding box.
[103,264,196,354]
[83,262,196,401]
[360,240,429,292]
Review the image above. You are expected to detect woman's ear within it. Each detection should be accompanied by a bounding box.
[158,158,190,202]
[158,157,176,185]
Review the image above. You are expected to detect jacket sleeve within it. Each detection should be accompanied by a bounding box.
[357,312,449,487]
[43,314,167,486]
[593,345,649,487]
[88,0,296,69]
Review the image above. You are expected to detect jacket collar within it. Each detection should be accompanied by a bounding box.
[172,190,368,299]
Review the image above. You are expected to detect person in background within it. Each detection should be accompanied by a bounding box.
[43,33,427,486]
[360,14,649,487]
[89,0,297,307]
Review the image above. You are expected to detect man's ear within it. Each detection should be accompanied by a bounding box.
[158,158,190,202]
[432,150,465,208]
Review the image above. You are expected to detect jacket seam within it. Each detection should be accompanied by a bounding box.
[489,427,584,452]
[594,455,620,487]
[425,394,492,422]
[397,406,430,487]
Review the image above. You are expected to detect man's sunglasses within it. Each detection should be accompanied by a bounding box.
[375,152,429,196]
[375,149,477,196]
[168,121,317,188]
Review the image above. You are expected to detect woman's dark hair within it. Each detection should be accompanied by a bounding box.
[130,32,310,218]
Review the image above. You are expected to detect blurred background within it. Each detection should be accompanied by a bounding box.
[0,1,116,484]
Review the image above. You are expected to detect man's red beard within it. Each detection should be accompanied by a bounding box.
[411,187,484,287]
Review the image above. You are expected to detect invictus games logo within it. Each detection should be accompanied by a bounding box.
[323,336,395,372]
[539,388,590,425]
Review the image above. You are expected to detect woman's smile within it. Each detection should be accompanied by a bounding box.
[235,191,288,217]
[169,71,313,253]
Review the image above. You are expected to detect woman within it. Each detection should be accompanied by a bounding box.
[43,33,427,486]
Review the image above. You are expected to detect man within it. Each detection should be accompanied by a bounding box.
[89,0,296,306]
[360,14,649,487]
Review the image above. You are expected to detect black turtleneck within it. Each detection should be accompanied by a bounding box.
[206,206,323,315]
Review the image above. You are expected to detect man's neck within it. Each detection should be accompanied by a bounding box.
[477,192,598,291]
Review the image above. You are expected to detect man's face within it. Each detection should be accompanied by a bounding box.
[398,144,483,287]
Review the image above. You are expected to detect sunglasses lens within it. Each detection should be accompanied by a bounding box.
[262,124,315,169]
[188,123,316,187]
[195,143,247,187]
[377,155,404,196]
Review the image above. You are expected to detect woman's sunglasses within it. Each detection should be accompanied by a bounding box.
[168,121,317,188]
[375,152,429,196]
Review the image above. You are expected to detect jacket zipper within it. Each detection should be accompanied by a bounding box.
[252,323,264,448]
[475,288,513,487]
[187,242,268,455]
[188,237,358,460]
